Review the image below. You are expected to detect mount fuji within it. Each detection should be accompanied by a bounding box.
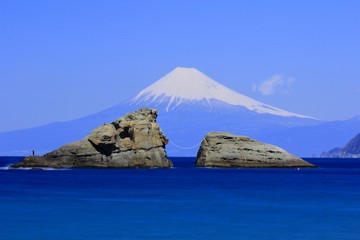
[1,67,360,157]
[131,67,309,118]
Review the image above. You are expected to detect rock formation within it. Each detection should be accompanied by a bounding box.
[195,132,315,168]
[12,108,173,168]
[321,133,360,158]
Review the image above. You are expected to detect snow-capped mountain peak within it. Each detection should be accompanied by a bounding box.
[134,67,229,102]
[131,67,310,118]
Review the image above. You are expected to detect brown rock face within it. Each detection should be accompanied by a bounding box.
[12,108,173,168]
[196,132,315,168]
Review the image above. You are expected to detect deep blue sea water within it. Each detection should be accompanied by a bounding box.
[1,157,360,240]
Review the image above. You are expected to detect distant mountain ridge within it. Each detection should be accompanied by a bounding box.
[321,133,360,158]
[0,67,359,157]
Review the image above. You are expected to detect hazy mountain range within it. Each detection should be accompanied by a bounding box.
[321,132,360,158]
[1,67,359,157]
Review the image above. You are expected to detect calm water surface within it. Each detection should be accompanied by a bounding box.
[0,157,360,240]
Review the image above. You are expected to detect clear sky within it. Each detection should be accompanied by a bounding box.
[1,0,359,132]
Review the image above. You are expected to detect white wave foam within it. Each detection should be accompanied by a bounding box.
[0,165,12,170]
[0,166,69,171]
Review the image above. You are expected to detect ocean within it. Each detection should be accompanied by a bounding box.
[1,157,360,240]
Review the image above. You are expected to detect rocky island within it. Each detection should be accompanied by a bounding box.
[12,108,173,168]
[196,132,315,168]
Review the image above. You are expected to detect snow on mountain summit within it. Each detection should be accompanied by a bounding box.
[132,67,310,118]
[134,67,231,102]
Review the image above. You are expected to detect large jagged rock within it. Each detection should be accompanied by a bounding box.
[12,108,173,168]
[195,132,315,168]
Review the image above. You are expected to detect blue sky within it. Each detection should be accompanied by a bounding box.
[1,0,359,132]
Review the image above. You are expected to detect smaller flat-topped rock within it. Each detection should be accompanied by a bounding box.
[196,132,315,168]
[12,108,173,168]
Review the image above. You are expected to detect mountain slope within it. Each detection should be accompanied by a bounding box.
[131,67,310,118]
[0,67,358,157]
[321,132,360,158]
